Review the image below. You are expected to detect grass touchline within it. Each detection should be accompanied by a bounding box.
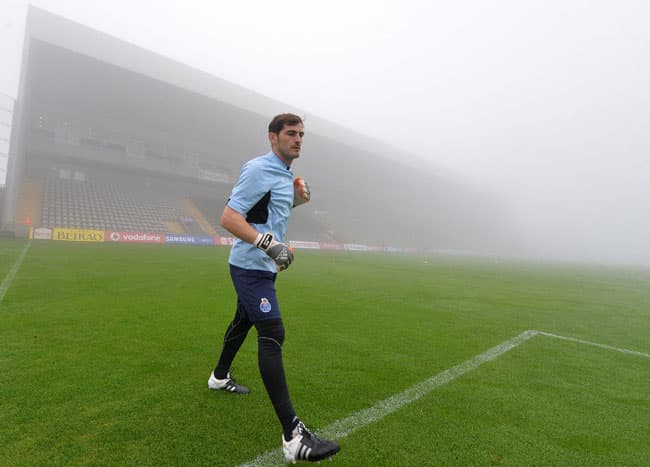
[0,240,31,303]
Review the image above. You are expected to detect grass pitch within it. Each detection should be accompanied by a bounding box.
[1,238,649,466]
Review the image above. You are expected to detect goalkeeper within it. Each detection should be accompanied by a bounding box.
[208,113,340,463]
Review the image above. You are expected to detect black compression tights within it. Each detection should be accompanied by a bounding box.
[213,302,253,379]
[214,311,297,437]
[255,318,298,438]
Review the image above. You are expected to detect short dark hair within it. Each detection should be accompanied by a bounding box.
[268,113,303,134]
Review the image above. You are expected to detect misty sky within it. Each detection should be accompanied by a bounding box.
[1,0,649,264]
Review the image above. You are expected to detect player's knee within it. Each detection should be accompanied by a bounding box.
[255,318,285,348]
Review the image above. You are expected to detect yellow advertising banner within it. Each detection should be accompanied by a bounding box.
[53,228,105,242]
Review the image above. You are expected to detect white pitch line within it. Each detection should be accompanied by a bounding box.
[0,240,32,303]
[238,329,540,467]
[537,331,650,359]
[239,329,650,466]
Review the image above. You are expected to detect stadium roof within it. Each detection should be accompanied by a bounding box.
[24,6,395,159]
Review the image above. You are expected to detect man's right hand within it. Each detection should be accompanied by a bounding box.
[255,233,294,271]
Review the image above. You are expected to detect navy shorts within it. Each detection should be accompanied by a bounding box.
[229,264,281,322]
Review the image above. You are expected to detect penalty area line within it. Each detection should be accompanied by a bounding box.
[238,329,649,466]
[537,331,650,359]
[0,240,32,304]
[238,329,539,467]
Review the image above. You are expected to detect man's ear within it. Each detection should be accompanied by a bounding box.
[268,132,277,146]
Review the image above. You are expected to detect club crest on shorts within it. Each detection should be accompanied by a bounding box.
[259,298,272,313]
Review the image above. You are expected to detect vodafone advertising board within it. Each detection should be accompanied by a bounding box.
[107,231,164,243]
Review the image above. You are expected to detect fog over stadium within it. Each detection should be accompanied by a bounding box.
[1,0,649,265]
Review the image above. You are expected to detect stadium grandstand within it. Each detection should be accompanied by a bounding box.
[1,6,519,254]
[0,93,11,202]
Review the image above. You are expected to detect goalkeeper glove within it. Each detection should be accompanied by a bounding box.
[255,232,294,271]
[293,177,311,207]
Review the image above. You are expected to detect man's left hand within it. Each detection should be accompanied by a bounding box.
[293,177,310,207]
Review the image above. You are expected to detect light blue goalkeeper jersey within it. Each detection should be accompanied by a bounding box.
[226,151,294,273]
